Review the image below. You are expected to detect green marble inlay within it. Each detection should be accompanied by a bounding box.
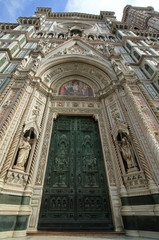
[0,215,28,232]
[122,216,159,232]
[15,216,28,231]
[0,194,30,205]
[0,215,15,232]
[121,194,159,206]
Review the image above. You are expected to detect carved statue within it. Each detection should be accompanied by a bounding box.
[106,44,116,56]
[32,55,41,70]
[17,55,30,70]
[37,40,50,53]
[111,60,122,74]
[52,43,58,48]
[112,108,121,122]
[15,137,31,170]
[118,136,138,171]
[124,62,135,75]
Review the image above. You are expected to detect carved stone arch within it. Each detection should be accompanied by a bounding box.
[24,120,40,139]
[58,33,64,39]
[23,127,36,141]
[35,54,117,82]
[50,70,105,87]
[46,67,109,90]
[39,61,114,96]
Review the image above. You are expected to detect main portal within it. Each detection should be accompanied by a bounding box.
[38,116,114,230]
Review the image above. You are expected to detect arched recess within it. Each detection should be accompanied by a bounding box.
[35,54,117,85]
[28,53,123,233]
[35,56,117,97]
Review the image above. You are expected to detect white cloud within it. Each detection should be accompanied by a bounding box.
[65,0,159,21]
[1,0,32,22]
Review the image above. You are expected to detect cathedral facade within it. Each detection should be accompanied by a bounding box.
[0,5,159,239]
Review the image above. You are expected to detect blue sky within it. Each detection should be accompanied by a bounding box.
[0,0,159,23]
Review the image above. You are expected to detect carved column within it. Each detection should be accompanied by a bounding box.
[101,98,124,232]
[123,83,158,186]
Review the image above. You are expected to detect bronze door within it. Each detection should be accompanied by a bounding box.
[38,116,114,230]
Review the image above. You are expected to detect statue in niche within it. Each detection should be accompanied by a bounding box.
[14,137,31,171]
[118,135,138,172]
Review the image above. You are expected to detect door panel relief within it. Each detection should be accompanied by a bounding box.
[38,116,113,230]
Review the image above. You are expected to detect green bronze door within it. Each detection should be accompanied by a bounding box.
[38,116,114,230]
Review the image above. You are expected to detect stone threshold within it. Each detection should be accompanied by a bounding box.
[27,231,125,236]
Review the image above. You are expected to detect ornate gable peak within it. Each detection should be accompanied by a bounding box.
[36,39,115,79]
[45,39,106,62]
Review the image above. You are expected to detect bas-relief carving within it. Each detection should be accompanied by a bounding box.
[35,110,53,185]
[123,171,147,188]
[54,44,97,57]
[17,55,31,71]
[5,169,28,186]
[105,95,125,128]
[54,101,100,109]
[111,59,137,81]
[43,74,51,86]
[99,116,116,185]
[106,44,117,56]
[26,94,46,126]
[0,90,18,126]
[35,106,115,187]
[44,62,110,89]
[29,105,117,231]
[37,40,51,54]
